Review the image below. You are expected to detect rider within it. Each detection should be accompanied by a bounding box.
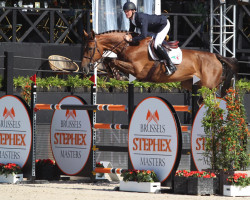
[123,2,177,75]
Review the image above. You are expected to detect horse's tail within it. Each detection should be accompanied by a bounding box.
[215,54,239,97]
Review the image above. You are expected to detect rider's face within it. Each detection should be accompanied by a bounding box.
[124,10,134,19]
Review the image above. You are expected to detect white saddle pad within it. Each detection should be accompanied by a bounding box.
[148,46,183,65]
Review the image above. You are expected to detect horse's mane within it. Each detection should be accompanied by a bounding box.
[98,30,129,35]
[97,30,140,38]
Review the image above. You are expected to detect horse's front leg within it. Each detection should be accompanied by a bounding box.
[111,59,136,76]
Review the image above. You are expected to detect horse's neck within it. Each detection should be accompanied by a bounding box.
[98,34,125,53]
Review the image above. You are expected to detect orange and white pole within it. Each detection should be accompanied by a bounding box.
[94,167,127,174]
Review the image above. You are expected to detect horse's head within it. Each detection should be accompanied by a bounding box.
[81,30,103,74]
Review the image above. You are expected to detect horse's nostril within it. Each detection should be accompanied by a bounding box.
[89,63,94,71]
[82,65,89,75]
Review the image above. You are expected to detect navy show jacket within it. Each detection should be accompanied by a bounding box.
[129,12,168,43]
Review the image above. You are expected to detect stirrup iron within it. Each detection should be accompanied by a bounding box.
[162,60,173,76]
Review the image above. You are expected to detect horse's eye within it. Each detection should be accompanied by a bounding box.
[88,47,93,51]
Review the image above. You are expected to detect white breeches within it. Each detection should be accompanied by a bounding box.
[154,19,170,49]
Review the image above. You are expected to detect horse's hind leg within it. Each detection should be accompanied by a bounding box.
[181,79,204,106]
[200,59,223,92]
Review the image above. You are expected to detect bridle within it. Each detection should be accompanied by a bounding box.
[82,38,102,69]
[83,36,128,69]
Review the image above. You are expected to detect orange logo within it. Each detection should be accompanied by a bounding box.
[65,110,76,120]
[3,107,15,120]
[146,110,159,124]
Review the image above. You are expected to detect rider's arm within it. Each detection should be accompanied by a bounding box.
[131,14,148,43]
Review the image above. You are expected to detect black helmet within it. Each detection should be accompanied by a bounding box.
[123,2,136,11]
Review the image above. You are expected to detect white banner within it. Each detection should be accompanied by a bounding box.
[0,95,32,168]
[51,96,92,175]
[129,97,179,182]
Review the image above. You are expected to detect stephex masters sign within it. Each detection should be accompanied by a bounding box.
[128,97,181,183]
[51,96,92,175]
[191,98,227,171]
[0,95,32,167]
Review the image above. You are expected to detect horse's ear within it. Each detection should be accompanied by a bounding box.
[90,30,96,40]
[83,30,88,41]
[83,30,88,38]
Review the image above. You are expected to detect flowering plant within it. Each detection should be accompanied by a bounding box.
[95,162,104,177]
[0,163,22,177]
[121,169,159,182]
[175,170,216,178]
[227,173,250,187]
[96,162,104,168]
[35,159,60,180]
[199,87,250,170]
[21,82,31,106]
[36,159,55,167]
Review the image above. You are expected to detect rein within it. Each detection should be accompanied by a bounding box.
[83,37,126,68]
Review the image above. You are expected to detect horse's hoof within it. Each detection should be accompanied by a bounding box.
[197,97,204,106]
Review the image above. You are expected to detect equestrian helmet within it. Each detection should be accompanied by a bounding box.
[123,2,136,11]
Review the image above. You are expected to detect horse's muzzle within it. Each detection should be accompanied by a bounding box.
[82,64,90,75]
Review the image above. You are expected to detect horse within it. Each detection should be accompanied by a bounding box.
[81,30,238,97]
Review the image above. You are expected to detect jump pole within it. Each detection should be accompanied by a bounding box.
[34,104,127,111]
[31,81,37,181]
[34,104,189,112]
[91,64,98,177]
[94,167,127,174]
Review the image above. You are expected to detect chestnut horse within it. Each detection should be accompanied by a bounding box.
[81,30,238,97]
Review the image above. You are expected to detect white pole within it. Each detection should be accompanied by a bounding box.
[233,5,236,58]
[95,0,99,33]
[220,4,223,55]
[155,0,161,15]
[94,63,98,87]
[210,0,213,53]
[223,3,226,57]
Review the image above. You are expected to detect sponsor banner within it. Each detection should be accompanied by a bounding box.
[0,95,32,168]
[191,98,227,171]
[51,96,92,175]
[129,97,180,183]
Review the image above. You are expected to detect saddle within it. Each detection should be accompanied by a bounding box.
[149,39,179,60]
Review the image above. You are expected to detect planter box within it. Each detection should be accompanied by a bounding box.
[95,173,106,180]
[36,165,60,180]
[119,181,161,193]
[218,170,234,195]
[187,177,214,195]
[174,176,188,194]
[0,174,23,184]
[174,176,218,195]
[223,185,250,197]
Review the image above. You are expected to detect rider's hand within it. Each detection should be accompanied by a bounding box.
[124,35,132,42]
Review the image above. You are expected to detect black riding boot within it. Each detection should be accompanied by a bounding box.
[156,45,177,75]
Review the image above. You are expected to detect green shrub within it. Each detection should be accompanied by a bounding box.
[11,75,250,93]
